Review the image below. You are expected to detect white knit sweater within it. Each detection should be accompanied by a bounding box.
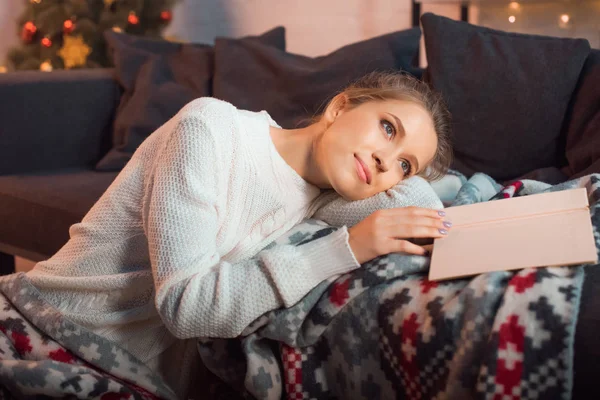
[26,97,362,399]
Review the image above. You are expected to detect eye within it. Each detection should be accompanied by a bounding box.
[381,119,395,139]
[399,159,412,175]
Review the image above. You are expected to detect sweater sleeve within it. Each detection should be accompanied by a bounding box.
[144,108,360,339]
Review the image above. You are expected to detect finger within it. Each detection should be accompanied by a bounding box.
[390,224,449,239]
[387,215,452,232]
[387,206,447,220]
[389,239,429,256]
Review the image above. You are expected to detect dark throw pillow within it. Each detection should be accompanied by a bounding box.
[561,49,600,179]
[95,27,286,171]
[212,28,422,129]
[421,13,591,181]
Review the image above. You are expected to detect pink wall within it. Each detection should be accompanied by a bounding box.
[161,0,415,57]
[0,1,469,68]
[0,1,25,68]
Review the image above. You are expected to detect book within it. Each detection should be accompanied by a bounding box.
[428,187,598,281]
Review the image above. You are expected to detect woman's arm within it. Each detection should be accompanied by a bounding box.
[144,109,360,339]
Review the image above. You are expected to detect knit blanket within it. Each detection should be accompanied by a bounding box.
[0,274,179,399]
[198,173,600,400]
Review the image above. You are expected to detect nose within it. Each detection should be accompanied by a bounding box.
[373,152,389,173]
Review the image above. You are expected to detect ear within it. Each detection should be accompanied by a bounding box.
[322,93,348,126]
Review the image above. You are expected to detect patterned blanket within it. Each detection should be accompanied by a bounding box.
[0,173,597,399]
[0,275,179,399]
[198,173,600,400]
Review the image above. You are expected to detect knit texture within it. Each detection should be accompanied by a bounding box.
[313,175,444,228]
[25,97,360,399]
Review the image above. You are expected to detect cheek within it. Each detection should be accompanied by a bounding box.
[321,131,353,166]
[382,170,402,190]
[316,135,345,180]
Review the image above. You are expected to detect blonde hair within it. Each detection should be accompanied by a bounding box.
[314,70,452,182]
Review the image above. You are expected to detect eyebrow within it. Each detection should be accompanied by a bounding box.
[385,112,420,174]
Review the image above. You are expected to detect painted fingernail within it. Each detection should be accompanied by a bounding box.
[439,229,448,235]
[443,221,452,228]
[438,210,446,217]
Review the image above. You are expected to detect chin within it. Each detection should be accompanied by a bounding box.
[329,183,354,201]
[333,186,371,202]
[328,164,372,201]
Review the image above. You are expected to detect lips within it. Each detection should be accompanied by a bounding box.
[354,155,371,185]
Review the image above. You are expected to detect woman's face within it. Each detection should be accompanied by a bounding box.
[315,98,438,201]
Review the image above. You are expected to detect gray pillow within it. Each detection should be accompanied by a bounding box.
[561,49,600,179]
[421,13,591,181]
[313,176,443,228]
[213,28,422,129]
[95,27,286,171]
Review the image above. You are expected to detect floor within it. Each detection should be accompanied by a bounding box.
[15,256,36,273]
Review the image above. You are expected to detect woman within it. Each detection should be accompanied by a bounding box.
[15,71,452,399]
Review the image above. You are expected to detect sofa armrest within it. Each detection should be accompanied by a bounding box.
[0,68,121,175]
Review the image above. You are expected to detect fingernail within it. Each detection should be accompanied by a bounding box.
[439,229,448,235]
[443,221,452,228]
[438,210,446,217]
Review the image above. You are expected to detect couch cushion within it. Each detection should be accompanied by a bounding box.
[95,27,286,172]
[212,28,422,129]
[421,13,591,181]
[560,49,600,179]
[0,169,118,259]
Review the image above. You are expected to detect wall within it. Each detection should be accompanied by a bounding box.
[2,1,598,69]
[161,0,414,57]
[161,0,470,66]
[473,1,600,49]
[1,0,467,67]
[0,1,25,67]
[418,2,463,66]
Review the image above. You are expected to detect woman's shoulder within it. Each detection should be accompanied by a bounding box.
[165,98,241,157]
[178,97,271,127]
[178,97,236,121]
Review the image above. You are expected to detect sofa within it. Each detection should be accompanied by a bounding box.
[1,12,600,396]
[1,14,599,275]
[0,67,120,271]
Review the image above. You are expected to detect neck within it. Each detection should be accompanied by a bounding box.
[269,123,330,189]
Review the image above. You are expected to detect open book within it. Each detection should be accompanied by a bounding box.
[428,188,598,281]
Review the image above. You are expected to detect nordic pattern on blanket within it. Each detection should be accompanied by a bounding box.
[0,274,179,400]
[198,173,600,400]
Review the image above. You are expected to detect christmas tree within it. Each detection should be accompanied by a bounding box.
[7,0,179,72]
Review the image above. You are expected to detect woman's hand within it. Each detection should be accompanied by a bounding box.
[347,207,451,264]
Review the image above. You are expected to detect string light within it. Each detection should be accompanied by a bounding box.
[509,15,516,23]
[40,60,53,72]
[509,2,520,10]
[559,13,571,29]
